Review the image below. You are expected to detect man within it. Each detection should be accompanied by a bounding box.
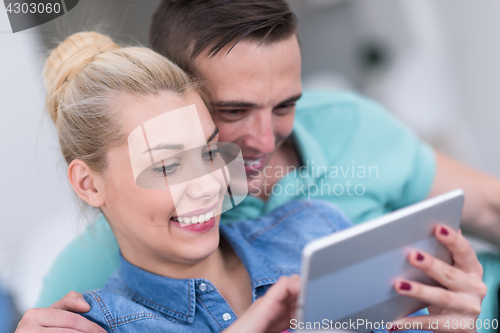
[16,0,500,332]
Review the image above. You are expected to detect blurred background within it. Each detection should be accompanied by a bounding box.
[1,0,500,330]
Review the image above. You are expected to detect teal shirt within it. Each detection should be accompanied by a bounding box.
[36,90,436,307]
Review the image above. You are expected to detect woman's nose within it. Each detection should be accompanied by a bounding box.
[185,171,222,200]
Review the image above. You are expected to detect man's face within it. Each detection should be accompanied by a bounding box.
[193,35,302,194]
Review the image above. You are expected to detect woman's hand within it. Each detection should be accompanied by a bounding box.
[15,291,104,333]
[389,224,487,333]
[224,275,301,333]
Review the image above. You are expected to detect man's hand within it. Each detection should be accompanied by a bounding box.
[15,291,104,333]
[429,150,500,246]
[224,275,301,333]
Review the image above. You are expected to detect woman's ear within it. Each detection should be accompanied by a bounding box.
[68,160,106,208]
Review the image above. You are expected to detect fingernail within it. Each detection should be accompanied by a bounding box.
[440,227,449,236]
[400,282,411,291]
[416,252,424,261]
[386,323,397,331]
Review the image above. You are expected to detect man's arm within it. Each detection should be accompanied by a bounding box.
[429,150,500,246]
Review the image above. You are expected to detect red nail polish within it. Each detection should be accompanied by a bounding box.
[440,227,449,236]
[400,282,411,291]
[416,252,424,261]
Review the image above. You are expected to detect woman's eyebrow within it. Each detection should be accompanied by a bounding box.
[143,127,218,154]
[145,144,184,153]
[207,127,219,143]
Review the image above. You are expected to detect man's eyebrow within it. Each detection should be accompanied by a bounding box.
[213,93,303,109]
[213,100,259,109]
[207,127,219,143]
[277,93,302,106]
[145,144,184,153]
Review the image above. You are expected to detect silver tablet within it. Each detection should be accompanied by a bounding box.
[296,189,464,332]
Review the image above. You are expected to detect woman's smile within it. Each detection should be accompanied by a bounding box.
[170,215,216,233]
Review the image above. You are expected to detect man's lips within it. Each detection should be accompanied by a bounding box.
[243,155,266,172]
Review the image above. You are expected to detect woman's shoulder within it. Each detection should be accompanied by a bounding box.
[222,199,353,274]
[227,199,352,243]
[81,288,176,332]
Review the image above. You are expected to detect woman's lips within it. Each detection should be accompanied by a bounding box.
[176,201,219,218]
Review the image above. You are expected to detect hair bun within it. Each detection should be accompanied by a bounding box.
[44,31,119,123]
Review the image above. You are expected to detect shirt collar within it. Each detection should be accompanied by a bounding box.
[118,253,196,323]
[292,120,329,178]
[117,227,279,323]
[220,224,279,290]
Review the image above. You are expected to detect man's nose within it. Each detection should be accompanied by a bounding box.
[243,111,275,154]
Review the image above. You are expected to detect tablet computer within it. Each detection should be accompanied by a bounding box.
[296,189,464,332]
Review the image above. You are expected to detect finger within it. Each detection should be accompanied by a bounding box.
[388,315,476,333]
[265,275,301,302]
[407,250,486,293]
[50,291,90,313]
[20,308,104,333]
[435,225,483,276]
[393,279,482,315]
[285,275,301,299]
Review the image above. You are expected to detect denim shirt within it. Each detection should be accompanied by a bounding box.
[81,200,352,332]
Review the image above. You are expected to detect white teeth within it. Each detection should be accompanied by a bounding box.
[243,157,263,166]
[175,209,215,226]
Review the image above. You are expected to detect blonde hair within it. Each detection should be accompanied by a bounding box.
[44,31,196,173]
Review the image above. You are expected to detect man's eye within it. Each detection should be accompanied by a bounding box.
[218,109,246,117]
[274,103,296,115]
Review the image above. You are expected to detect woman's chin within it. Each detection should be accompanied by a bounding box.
[168,217,220,261]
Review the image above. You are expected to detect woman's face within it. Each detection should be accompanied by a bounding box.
[99,91,225,272]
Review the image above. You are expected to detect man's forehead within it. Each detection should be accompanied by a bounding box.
[193,36,301,77]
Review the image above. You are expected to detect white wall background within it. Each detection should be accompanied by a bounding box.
[1,0,500,319]
[0,5,83,313]
[290,0,500,177]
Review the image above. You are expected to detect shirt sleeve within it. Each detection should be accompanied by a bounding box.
[346,93,437,212]
[35,215,119,307]
[81,291,112,333]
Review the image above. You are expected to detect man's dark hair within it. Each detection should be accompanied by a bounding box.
[149,0,297,73]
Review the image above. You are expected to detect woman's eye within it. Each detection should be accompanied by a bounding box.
[203,148,221,161]
[152,163,180,176]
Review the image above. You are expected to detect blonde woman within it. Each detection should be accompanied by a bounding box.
[17,31,485,333]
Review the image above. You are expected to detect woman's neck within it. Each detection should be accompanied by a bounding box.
[120,240,227,281]
[121,236,253,316]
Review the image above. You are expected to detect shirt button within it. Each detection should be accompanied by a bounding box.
[199,283,207,291]
[222,313,232,321]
